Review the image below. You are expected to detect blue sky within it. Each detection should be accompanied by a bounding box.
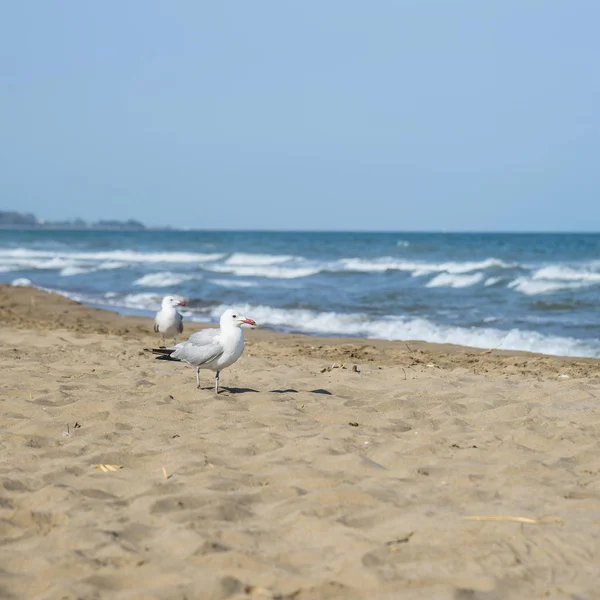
[1,1,598,231]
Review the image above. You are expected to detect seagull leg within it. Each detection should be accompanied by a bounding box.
[161,334,165,346]
[196,366,201,389]
[215,371,220,394]
[173,336,177,345]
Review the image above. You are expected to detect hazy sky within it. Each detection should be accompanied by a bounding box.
[1,1,599,231]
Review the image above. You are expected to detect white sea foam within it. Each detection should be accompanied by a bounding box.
[121,293,163,310]
[338,258,409,273]
[199,253,320,279]
[508,278,591,296]
[508,264,600,295]
[27,257,76,270]
[210,279,259,288]
[204,264,322,279]
[60,266,93,277]
[57,261,126,277]
[532,265,600,283]
[11,278,33,287]
[484,277,503,287]
[97,261,127,270]
[426,273,484,288]
[207,304,600,358]
[338,257,511,276]
[225,253,298,266]
[0,248,517,283]
[133,272,198,287]
[42,288,166,313]
[0,248,225,266]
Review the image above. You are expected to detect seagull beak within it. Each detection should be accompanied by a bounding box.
[178,301,185,306]
[242,318,257,327]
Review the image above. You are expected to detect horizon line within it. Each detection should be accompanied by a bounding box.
[3,225,600,235]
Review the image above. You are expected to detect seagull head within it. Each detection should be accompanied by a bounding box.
[220,309,257,329]
[162,295,185,308]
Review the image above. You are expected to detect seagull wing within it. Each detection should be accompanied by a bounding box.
[187,328,219,345]
[172,328,223,366]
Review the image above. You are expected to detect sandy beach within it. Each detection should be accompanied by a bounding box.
[1,284,600,599]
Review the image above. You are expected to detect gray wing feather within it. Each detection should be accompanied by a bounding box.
[187,328,220,345]
[172,340,223,366]
[171,327,223,366]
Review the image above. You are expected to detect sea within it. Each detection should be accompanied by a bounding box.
[1,230,600,358]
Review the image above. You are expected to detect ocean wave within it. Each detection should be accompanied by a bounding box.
[120,293,164,310]
[7,256,77,271]
[210,279,260,288]
[98,261,127,270]
[426,273,484,288]
[133,272,199,287]
[206,304,600,358]
[43,288,188,314]
[60,266,94,277]
[508,278,591,296]
[199,252,320,279]
[532,265,600,283]
[224,253,299,266]
[1,248,520,284]
[11,278,33,287]
[484,277,503,287]
[508,265,600,295]
[204,264,322,279]
[59,261,127,276]
[0,248,225,266]
[338,257,512,276]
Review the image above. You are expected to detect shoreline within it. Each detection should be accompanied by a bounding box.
[2,284,599,377]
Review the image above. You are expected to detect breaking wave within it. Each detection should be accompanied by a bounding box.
[338,257,512,276]
[206,304,600,358]
[210,279,260,288]
[204,264,322,279]
[508,264,600,295]
[426,273,484,288]
[133,272,199,287]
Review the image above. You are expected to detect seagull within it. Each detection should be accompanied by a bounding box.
[147,309,257,393]
[154,295,185,346]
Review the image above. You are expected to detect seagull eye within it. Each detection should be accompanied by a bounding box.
[232,314,237,318]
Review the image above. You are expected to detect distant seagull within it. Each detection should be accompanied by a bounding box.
[147,309,257,393]
[154,295,185,346]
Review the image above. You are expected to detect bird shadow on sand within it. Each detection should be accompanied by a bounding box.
[270,388,333,396]
[220,387,260,394]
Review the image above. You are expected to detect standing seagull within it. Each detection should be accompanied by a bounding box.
[154,296,185,346]
[147,309,257,393]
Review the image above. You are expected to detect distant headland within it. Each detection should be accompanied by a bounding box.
[0,210,148,230]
